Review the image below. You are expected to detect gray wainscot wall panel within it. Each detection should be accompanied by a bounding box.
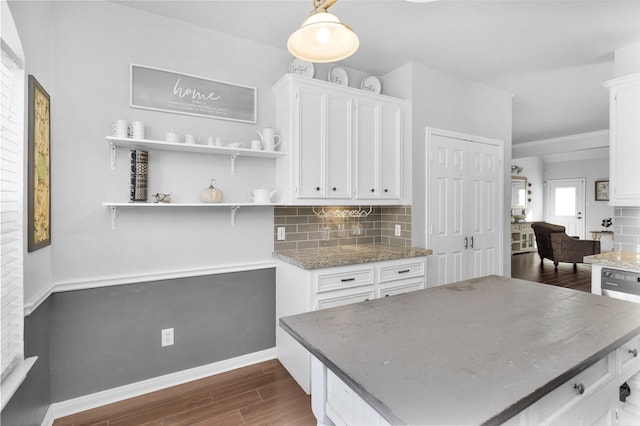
[1,297,52,426]
[50,269,275,403]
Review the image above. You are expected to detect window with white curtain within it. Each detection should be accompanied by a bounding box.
[1,41,29,411]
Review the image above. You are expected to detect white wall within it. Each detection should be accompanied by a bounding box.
[615,41,640,77]
[15,1,294,302]
[384,61,513,276]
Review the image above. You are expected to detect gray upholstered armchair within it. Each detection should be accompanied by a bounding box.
[530,221,601,269]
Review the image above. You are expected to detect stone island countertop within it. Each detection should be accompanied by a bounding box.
[280,275,640,425]
[584,251,640,272]
[272,244,432,269]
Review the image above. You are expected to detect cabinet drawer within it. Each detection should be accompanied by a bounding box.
[316,267,375,293]
[316,289,374,310]
[620,335,640,378]
[379,261,424,283]
[537,353,616,423]
[377,278,425,298]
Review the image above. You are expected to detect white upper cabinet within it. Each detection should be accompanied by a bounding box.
[273,74,408,205]
[294,85,352,199]
[355,100,402,200]
[604,73,640,206]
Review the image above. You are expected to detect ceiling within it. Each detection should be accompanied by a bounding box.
[113,0,640,144]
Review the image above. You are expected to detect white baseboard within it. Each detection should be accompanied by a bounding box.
[48,347,276,422]
[41,405,54,426]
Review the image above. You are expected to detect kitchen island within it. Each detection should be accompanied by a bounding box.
[280,275,640,425]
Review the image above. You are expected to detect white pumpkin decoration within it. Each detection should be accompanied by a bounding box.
[200,178,223,203]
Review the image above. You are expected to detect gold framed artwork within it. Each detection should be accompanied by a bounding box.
[595,180,609,202]
[28,75,51,252]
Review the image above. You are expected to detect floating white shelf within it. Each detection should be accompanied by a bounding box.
[103,202,278,228]
[106,136,286,174]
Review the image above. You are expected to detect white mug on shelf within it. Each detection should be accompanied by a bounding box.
[184,134,199,144]
[250,139,263,150]
[166,129,181,143]
[128,121,145,139]
[111,120,128,138]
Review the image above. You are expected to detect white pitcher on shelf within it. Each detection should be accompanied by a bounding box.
[248,188,277,204]
[256,127,282,151]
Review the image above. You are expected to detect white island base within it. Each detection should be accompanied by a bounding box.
[281,276,640,425]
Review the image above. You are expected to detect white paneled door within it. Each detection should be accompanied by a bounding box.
[426,128,503,287]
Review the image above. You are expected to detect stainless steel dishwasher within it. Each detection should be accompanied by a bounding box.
[601,268,640,303]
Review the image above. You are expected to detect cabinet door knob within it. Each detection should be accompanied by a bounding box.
[332,187,337,191]
[315,186,321,191]
[630,348,638,357]
[574,383,585,395]
[384,189,388,193]
[370,188,375,193]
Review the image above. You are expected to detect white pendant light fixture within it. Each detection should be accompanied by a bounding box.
[287,0,359,63]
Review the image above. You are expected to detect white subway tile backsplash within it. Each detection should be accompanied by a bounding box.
[614,217,640,226]
[622,226,640,236]
[613,208,640,253]
[612,234,640,245]
[621,207,640,216]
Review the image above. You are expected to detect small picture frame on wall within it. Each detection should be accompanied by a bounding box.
[595,180,609,201]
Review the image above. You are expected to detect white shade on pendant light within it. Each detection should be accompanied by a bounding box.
[287,4,359,63]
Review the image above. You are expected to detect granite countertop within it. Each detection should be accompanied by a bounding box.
[272,244,432,269]
[280,275,640,425]
[584,251,640,272]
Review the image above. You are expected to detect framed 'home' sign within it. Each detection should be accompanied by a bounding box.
[130,64,257,123]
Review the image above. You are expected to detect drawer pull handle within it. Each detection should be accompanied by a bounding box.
[398,269,410,274]
[574,383,585,395]
[341,278,356,282]
[630,349,638,357]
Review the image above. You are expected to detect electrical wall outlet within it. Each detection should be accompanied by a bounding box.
[395,224,402,237]
[277,227,286,241]
[161,328,174,347]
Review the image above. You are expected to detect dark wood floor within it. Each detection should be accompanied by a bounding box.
[53,359,316,426]
[55,252,592,425]
[511,251,593,293]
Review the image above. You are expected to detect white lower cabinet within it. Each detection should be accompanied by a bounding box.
[504,347,640,426]
[326,369,389,426]
[276,257,427,393]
